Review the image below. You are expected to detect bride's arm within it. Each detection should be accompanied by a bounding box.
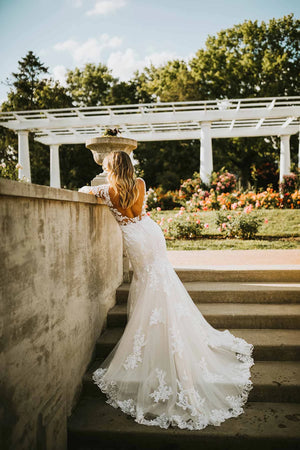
[78,185,106,199]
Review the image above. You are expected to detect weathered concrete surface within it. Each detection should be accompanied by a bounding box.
[0,178,123,450]
[68,397,300,450]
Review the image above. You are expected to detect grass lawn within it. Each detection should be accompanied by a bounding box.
[151,209,300,250]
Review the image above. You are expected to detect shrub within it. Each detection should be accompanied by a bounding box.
[279,173,300,194]
[179,172,204,201]
[168,219,204,239]
[210,167,237,193]
[0,161,19,180]
[216,211,263,239]
[145,187,181,210]
[148,210,205,239]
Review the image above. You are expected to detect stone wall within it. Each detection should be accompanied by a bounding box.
[0,178,123,450]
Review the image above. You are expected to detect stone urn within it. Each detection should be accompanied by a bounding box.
[86,136,137,185]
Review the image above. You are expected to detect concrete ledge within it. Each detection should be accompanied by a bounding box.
[0,178,104,205]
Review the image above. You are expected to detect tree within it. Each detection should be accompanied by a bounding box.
[4,51,49,110]
[1,51,74,185]
[66,63,116,106]
[190,13,300,99]
[137,14,299,189]
[136,60,199,102]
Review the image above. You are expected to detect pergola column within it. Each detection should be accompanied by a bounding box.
[200,121,213,185]
[50,144,61,188]
[279,135,291,184]
[18,130,31,182]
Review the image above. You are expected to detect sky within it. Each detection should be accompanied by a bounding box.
[0,0,299,104]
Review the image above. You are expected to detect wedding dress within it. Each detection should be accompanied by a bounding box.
[78,180,254,431]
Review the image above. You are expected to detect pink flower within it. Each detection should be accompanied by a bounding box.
[196,219,201,224]
[204,223,209,228]
[222,222,227,228]
[231,203,238,210]
[203,206,208,211]
[186,216,190,221]
[218,227,221,232]
[157,207,161,211]
[180,206,185,211]
[167,218,173,223]
[244,205,253,214]
[264,218,268,224]
[145,204,148,209]
[164,228,167,233]
[179,210,184,215]
[222,205,226,210]
[227,215,231,220]
[146,212,151,216]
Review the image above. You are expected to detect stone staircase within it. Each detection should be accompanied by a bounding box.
[68,266,300,450]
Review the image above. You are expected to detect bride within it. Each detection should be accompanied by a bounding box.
[79,150,254,431]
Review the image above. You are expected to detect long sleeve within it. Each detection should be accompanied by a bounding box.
[78,184,107,200]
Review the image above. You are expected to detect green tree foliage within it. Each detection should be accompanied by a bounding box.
[138,60,199,102]
[1,51,75,185]
[190,13,299,98]
[134,140,200,190]
[66,63,116,106]
[1,15,299,190]
[134,14,299,190]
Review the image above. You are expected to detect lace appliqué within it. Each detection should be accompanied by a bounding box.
[176,380,206,417]
[79,181,147,227]
[169,326,184,358]
[149,369,173,403]
[92,344,254,431]
[123,328,146,370]
[149,307,165,326]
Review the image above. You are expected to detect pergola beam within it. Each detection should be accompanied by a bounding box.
[35,125,299,145]
[1,106,299,131]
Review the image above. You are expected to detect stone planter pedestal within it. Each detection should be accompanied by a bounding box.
[86,136,137,186]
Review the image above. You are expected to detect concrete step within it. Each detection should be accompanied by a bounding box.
[116,281,300,304]
[96,327,300,361]
[68,398,300,450]
[107,303,300,329]
[82,360,300,404]
[128,266,300,283]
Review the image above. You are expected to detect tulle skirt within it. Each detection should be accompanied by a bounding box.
[92,217,254,430]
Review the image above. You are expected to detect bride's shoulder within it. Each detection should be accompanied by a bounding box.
[136,177,146,187]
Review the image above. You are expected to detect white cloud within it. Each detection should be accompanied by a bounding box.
[107,48,177,80]
[73,0,83,7]
[52,65,68,87]
[86,0,126,16]
[54,39,77,52]
[53,34,122,65]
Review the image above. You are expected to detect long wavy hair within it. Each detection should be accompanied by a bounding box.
[103,151,139,209]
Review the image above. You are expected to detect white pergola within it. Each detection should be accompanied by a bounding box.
[0,96,299,188]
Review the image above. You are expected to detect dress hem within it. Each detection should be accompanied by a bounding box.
[92,345,254,431]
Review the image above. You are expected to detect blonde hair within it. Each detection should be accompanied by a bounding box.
[103,151,139,209]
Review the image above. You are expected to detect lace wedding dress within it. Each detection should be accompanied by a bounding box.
[79,180,254,431]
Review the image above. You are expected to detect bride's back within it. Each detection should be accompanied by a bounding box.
[108,177,146,219]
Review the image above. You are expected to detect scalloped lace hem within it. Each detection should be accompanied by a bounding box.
[92,348,254,431]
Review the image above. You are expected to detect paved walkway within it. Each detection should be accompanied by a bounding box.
[167,249,300,267]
